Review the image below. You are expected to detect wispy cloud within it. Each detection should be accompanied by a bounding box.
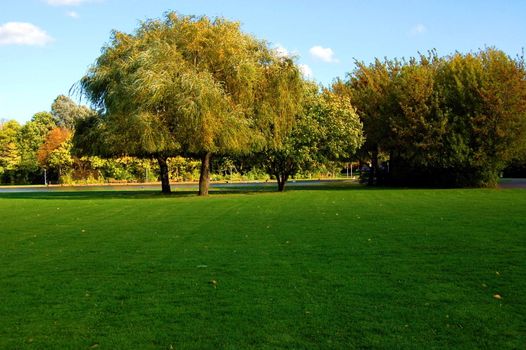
[410,23,427,36]
[309,45,338,63]
[0,22,54,46]
[298,64,313,79]
[46,0,97,6]
[274,44,290,58]
[66,11,80,18]
[274,44,300,59]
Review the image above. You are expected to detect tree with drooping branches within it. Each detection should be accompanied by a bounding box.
[78,12,292,195]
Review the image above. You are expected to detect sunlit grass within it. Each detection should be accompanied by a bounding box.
[0,185,524,349]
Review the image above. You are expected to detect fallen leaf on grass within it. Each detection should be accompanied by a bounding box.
[493,294,502,300]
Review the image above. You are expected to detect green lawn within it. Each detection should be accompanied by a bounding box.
[0,185,525,349]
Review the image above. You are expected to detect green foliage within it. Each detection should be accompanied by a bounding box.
[343,48,526,187]
[77,12,294,194]
[434,49,526,186]
[262,84,364,190]
[255,55,305,149]
[36,128,74,183]
[305,90,364,163]
[78,13,272,158]
[168,156,201,182]
[72,114,113,157]
[77,30,179,157]
[16,112,57,181]
[0,120,21,182]
[51,95,94,130]
[345,58,398,153]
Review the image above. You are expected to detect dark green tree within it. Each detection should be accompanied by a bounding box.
[342,48,526,187]
[344,59,400,184]
[433,49,526,186]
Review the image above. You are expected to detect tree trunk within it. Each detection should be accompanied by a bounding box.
[276,174,283,192]
[276,172,288,192]
[157,155,171,194]
[199,152,212,196]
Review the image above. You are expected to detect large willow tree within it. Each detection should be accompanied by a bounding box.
[77,21,180,193]
[79,13,291,195]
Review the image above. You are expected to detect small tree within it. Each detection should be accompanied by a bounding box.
[18,112,57,183]
[262,85,364,191]
[253,54,306,191]
[37,128,73,183]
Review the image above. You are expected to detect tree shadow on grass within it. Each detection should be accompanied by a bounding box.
[1,180,495,200]
[0,181,375,200]
[0,190,193,201]
[0,188,280,200]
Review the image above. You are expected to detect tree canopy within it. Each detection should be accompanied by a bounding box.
[340,48,526,187]
[17,112,57,181]
[37,127,73,181]
[0,120,21,183]
[51,95,94,130]
[78,13,292,194]
[261,84,364,191]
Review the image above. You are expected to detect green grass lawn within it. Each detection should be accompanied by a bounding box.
[1,185,525,349]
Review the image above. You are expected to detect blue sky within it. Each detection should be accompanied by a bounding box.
[1,0,525,123]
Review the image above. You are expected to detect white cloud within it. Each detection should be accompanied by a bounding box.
[66,11,80,18]
[273,44,300,59]
[46,0,95,5]
[298,64,313,79]
[275,45,290,58]
[0,22,54,46]
[410,23,427,36]
[309,45,338,63]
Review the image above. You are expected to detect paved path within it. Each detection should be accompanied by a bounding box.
[1,178,524,193]
[498,178,526,189]
[0,179,351,193]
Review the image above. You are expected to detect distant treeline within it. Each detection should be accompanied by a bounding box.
[0,95,349,186]
[1,13,525,191]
